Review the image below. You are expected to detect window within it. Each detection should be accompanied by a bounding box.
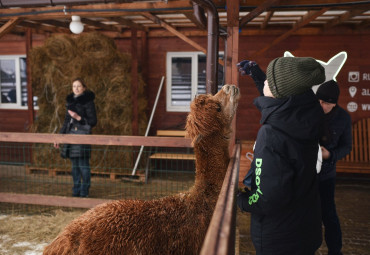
[0,55,37,109]
[166,52,224,112]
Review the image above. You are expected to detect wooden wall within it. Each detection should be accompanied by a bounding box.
[1,33,370,141]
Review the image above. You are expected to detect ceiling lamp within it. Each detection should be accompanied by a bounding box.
[69,15,84,34]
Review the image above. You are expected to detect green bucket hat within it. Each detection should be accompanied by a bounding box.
[266,57,326,98]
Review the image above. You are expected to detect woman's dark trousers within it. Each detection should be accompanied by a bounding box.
[70,157,91,197]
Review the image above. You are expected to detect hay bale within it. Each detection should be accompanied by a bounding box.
[30,33,147,173]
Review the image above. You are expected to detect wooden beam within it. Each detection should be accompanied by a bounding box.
[0,18,21,39]
[239,0,280,28]
[20,20,70,33]
[81,17,122,32]
[131,28,139,136]
[140,30,148,83]
[252,8,329,57]
[141,12,207,53]
[0,0,192,20]
[324,9,365,30]
[225,0,239,156]
[26,28,34,130]
[108,17,147,32]
[41,19,70,29]
[356,19,370,30]
[261,11,274,29]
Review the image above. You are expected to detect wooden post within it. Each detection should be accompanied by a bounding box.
[140,30,148,84]
[26,28,34,130]
[131,28,138,136]
[226,0,239,156]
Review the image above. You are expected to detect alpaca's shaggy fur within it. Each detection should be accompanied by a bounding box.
[43,84,240,255]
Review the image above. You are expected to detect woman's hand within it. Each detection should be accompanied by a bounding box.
[68,110,82,121]
[54,142,59,149]
[321,146,331,160]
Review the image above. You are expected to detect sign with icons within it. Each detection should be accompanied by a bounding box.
[348,71,360,82]
[349,86,357,97]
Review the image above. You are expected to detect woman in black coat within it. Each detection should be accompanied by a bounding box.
[237,57,326,255]
[54,78,97,197]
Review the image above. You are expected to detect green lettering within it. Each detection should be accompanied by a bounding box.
[256,158,262,167]
[257,186,263,195]
[255,167,261,176]
[255,176,260,185]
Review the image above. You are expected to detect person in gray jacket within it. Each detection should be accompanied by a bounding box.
[237,57,325,255]
[54,78,97,197]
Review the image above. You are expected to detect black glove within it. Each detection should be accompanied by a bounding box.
[237,60,257,76]
[237,188,250,212]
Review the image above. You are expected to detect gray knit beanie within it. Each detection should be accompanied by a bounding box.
[266,57,326,98]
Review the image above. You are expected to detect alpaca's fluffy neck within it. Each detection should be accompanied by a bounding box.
[188,135,230,204]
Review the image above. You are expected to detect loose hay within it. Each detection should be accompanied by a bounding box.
[0,209,85,254]
[29,32,147,174]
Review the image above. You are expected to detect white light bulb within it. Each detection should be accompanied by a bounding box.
[69,16,84,34]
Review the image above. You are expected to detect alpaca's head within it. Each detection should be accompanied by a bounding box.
[185,84,240,145]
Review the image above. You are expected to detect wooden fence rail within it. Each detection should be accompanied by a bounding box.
[0,132,240,254]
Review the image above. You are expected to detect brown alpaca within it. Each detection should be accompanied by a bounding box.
[43,84,240,255]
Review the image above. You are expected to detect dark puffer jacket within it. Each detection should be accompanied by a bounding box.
[60,90,97,158]
[319,105,352,181]
[237,90,324,255]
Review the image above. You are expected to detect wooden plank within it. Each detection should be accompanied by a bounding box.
[0,132,192,148]
[0,18,20,39]
[354,123,358,162]
[252,8,329,57]
[141,12,207,53]
[0,192,111,209]
[359,120,363,162]
[131,28,139,136]
[261,11,274,29]
[363,118,368,162]
[367,118,370,161]
[25,165,144,180]
[26,28,34,130]
[337,118,370,173]
[156,130,186,137]
[149,153,195,160]
[239,0,280,28]
[0,1,193,20]
[324,9,365,30]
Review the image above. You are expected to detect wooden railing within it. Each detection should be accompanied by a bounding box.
[337,118,370,174]
[200,142,241,255]
[0,132,192,208]
[0,132,241,253]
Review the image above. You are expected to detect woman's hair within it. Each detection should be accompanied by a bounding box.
[72,77,87,88]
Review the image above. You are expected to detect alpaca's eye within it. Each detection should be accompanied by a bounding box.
[216,103,222,112]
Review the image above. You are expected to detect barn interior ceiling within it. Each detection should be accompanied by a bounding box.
[0,0,369,39]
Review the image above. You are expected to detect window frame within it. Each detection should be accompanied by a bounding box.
[166,51,224,112]
[0,55,28,110]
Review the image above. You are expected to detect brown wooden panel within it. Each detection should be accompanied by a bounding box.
[1,33,370,142]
